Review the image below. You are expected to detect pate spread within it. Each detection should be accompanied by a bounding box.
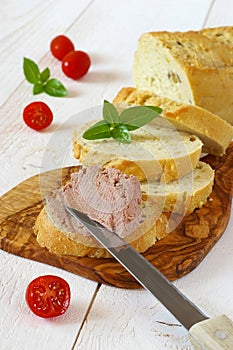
[45,166,142,239]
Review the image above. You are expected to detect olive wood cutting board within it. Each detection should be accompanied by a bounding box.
[0,143,233,289]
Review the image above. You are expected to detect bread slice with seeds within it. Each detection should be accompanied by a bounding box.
[73,119,203,182]
[141,161,214,215]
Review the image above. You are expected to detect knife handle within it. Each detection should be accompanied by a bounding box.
[189,315,233,349]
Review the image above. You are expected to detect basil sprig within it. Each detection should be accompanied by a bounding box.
[83,100,162,143]
[23,57,67,97]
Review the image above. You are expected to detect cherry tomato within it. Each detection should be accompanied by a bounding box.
[50,35,75,61]
[23,101,53,131]
[62,50,91,80]
[26,275,71,318]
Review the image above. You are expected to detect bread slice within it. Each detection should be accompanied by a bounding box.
[141,161,214,215]
[34,166,171,259]
[113,87,233,155]
[73,120,203,182]
[133,27,233,125]
[34,200,171,259]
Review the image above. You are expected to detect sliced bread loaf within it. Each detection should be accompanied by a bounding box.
[133,27,233,125]
[73,120,203,182]
[113,87,233,155]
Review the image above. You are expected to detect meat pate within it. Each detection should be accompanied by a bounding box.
[45,166,143,239]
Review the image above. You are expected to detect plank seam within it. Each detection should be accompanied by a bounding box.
[202,0,216,28]
[71,282,101,350]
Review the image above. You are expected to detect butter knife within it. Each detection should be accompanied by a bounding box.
[66,206,233,350]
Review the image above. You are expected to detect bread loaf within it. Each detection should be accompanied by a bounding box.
[133,27,233,125]
[113,87,233,155]
[73,120,203,182]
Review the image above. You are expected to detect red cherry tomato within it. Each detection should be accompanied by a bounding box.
[23,101,53,131]
[62,50,91,80]
[50,35,75,61]
[26,275,71,318]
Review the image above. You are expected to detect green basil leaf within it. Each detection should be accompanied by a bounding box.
[40,67,50,83]
[23,57,41,84]
[82,101,162,143]
[33,83,44,95]
[144,106,163,114]
[103,100,120,125]
[83,120,111,140]
[111,124,131,143]
[120,105,162,131]
[43,78,67,97]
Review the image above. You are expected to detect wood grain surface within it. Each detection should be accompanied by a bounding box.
[0,143,232,289]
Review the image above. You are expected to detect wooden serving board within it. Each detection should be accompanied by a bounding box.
[0,143,233,289]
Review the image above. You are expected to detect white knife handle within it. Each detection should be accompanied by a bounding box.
[189,315,233,349]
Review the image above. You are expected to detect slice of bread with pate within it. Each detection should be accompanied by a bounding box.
[34,203,171,259]
[34,164,214,258]
[113,87,233,155]
[133,27,233,125]
[34,166,172,258]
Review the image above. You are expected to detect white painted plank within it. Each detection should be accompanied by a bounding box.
[0,0,93,106]
[204,0,233,27]
[75,286,192,350]
[0,253,98,350]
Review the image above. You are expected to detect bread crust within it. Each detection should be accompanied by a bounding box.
[113,87,233,155]
[200,26,233,47]
[34,207,170,258]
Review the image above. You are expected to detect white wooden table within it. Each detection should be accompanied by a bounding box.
[0,1,232,349]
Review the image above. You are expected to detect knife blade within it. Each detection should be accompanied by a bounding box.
[66,206,233,350]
